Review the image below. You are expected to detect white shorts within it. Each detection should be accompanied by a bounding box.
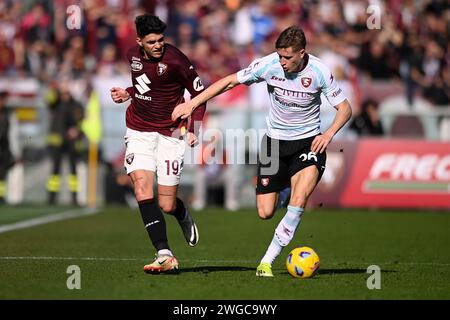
[124,128,186,186]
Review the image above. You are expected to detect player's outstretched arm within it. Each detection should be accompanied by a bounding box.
[110,87,130,103]
[311,99,352,154]
[172,73,240,121]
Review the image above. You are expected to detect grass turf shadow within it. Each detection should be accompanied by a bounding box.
[179,266,255,273]
[316,268,396,275]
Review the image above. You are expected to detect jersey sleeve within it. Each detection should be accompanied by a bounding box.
[320,64,347,107]
[176,53,207,134]
[125,86,134,98]
[236,56,267,85]
[125,48,135,99]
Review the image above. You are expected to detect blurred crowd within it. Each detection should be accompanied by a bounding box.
[0,0,449,206]
[0,0,449,108]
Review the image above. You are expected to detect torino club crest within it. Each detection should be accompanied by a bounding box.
[157,63,167,76]
[126,153,134,165]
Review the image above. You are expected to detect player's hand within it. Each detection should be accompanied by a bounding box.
[311,133,332,154]
[172,102,194,121]
[110,87,130,103]
[186,132,198,147]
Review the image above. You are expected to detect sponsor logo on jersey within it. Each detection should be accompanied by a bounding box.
[274,95,311,109]
[131,60,143,71]
[126,153,134,165]
[135,74,151,94]
[243,61,260,76]
[331,88,342,98]
[280,89,313,98]
[131,56,141,61]
[301,77,312,88]
[135,93,152,101]
[193,76,204,91]
[261,178,270,186]
[157,62,167,76]
[271,75,286,82]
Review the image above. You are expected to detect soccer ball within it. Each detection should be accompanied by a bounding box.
[286,246,320,278]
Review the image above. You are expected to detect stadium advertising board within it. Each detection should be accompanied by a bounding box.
[341,139,450,209]
[314,140,357,207]
[313,139,450,209]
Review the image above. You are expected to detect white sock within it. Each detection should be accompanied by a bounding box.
[157,249,173,257]
[261,206,304,265]
[261,239,283,265]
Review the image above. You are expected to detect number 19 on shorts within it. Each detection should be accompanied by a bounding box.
[165,160,180,175]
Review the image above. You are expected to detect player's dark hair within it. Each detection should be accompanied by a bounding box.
[135,14,167,38]
[276,26,306,51]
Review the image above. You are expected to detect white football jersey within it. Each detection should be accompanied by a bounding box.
[237,52,347,140]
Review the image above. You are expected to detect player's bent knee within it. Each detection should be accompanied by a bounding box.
[257,206,275,220]
[159,202,176,214]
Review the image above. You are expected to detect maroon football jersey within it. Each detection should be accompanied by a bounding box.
[125,44,206,136]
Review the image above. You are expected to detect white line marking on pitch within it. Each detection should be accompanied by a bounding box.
[0,256,142,261]
[0,256,449,267]
[0,208,98,234]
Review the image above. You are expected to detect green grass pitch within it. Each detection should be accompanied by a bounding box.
[0,205,449,300]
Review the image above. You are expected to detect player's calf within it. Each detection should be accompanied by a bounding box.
[172,198,199,247]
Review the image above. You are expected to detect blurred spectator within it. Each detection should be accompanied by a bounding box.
[24,40,59,82]
[0,90,19,204]
[400,32,423,105]
[19,2,52,44]
[104,158,135,207]
[249,0,276,54]
[0,32,15,75]
[357,34,397,80]
[423,62,450,106]
[349,98,384,136]
[116,11,140,59]
[96,43,128,76]
[231,0,254,47]
[191,128,239,211]
[172,0,201,45]
[0,0,446,111]
[0,0,449,208]
[46,82,86,205]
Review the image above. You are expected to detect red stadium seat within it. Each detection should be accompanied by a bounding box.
[390,115,425,138]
